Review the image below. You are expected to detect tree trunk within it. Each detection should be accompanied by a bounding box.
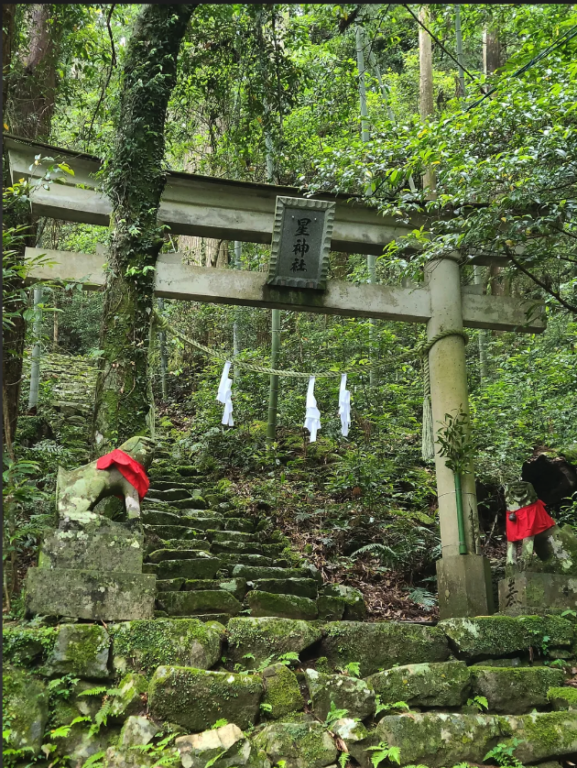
[93,3,196,450]
[419,7,435,195]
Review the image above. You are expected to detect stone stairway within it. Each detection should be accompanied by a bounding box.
[141,445,368,624]
[23,352,99,418]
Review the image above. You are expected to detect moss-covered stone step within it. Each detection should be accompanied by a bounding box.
[261,543,290,557]
[166,496,207,511]
[209,530,255,543]
[320,621,450,677]
[180,517,222,531]
[366,661,471,709]
[148,666,263,731]
[252,578,318,599]
[220,554,275,568]
[3,665,49,756]
[228,617,323,668]
[148,549,213,564]
[254,720,337,768]
[223,518,256,533]
[233,565,322,584]
[161,539,211,552]
[305,668,376,721]
[142,510,187,526]
[150,480,205,491]
[211,541,265,555]
[247,591,318,620]
[156,578,185,592]
[469,665,566,714]
[156,558,222,580]
[157,589,242,617]
[143,525,202,540]
[548,686,577,710]
[439,615,574,661]
[147,489,194,502]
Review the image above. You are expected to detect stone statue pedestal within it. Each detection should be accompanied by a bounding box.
[498,572,577,616]
[25,519,155,621]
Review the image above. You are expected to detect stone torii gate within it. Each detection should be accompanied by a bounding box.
[6,135,545,620]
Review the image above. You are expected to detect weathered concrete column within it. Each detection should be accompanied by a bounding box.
[28,285,43,410]
[426,256,494,618]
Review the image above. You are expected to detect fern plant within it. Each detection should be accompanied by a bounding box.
[366,741,401,767]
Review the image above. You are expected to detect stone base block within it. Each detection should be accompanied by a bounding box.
[25,567,156,621]
[38,521,144,573]
[498,572,577,616]
[437,554,494,620]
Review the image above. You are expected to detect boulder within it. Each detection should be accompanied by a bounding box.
[45,623,110,678]
[319,585,367,620]
[176,723,251,768]
[247,591,318,620]
[366,661,470,709]
[262,663,304,719]
[470,666,566,714]
[439,615,574,660]
[320,621,449,677]
[2,665,49,756]
[304,669,375,721]
[109,618,225,675]
[502,712,577,763]
[228,617,323,668]
[148,666,263,731]
[316,596,345,621]
[253,721,337,768]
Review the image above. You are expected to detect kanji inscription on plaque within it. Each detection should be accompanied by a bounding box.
[267,196,335,290]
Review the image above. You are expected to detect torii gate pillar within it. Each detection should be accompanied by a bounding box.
[426,256,494,618]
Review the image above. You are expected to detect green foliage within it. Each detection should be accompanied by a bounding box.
[484,739,525,768]
[466,695,489,713]
[324,700,349,729]
[366,741,401,767]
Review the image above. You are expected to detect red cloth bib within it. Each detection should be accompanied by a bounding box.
[96,449,150,502]
[506,498,555,542]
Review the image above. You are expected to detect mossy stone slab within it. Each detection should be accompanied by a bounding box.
[149,549,211,563]
[142,511,184,526]
[108,672,149,722]
[376,713,502,767]
[25,567,156,621]
[228,617,323,668]
[304,668,375,721]
[470,666,566,713]
[253,579,318,600]
[262,663,304,719]
[157,558,222,580]
[439,615,574,660]
[212,541,264,555]
[247,591,318,620]
[147,488,193,502]
[161,539,211,552]
[233,565,322,584]
[143,524,200,540]
[210,530,254,542]
[39,523,144,573]
[316,595,346,621]
[2,625,58,667]
[148,666,263,731]
[181,579,221,591]
[159,589,242,617]
[109,618,225,675]
[253,720,337,768]
[501,711,577,762]
[366,661,471,709]
[156,578,185,592]
[319,584,367,620]
[2,665,49,755]
[320,621,450,677]
[44,623,110,679]
[218,577,248,600]
[169,496,207,511]
[175,723,251,768]
[224,518,256,533]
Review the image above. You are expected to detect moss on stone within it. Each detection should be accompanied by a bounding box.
[148,665,263,732]
[470,666,565,714]
[502,711,577,762]
[159,589,242,617]
[320,621,449,677]
[253,720,337,768]
[547,686,577,710]
[247,591,318,620]
[262,663,304,719]
[366,661,471,709]
[227,617,323,668]
[304,668,376,721]
[2,625,58,668]
[45,624,110,679]
[2,665,49,756]
[109,618,225,676]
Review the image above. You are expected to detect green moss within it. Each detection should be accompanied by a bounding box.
[227,617,323,668]
[3,665,49,756]
[2,626,58,667]
[470,666,565,714]
[45,624,110,679]
[109,618,225,676]
[247,590,318,620]
[262,663,304,719]
[547,685,577,709]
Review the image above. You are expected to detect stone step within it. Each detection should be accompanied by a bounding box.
[181,578,248,601]
[247,590,319,620]
[148,549,211,564]
[160,539,212,552]
[181,517,222,532]
[223,518,256,533]
[142,510,186,526]
[143,525,203,541]
[261,544,289,557]
[147,489,195,502]
[157,589,242,617]
[156,578,185,592]
[208,530,255,543]
[151,480,206,492]
[162,497,207,511]
[233,565,322,584]
[252,578,318,599]
[211,541,265,555]
[156,557,222,581]
[218,554,275,568]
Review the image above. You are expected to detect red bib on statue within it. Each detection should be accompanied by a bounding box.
[96,449,150,501]
[506,498,555,542]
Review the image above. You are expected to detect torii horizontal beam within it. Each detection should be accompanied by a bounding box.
[7,135,502,266]
[25,247,545,333]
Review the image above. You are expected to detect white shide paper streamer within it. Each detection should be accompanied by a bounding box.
[217,361,234,426]
[303,376,321,442]
[339,373,351,437]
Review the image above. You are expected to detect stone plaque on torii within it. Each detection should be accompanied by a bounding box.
[7,135,546,620]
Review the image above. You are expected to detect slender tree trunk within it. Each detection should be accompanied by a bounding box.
[419,7,436,195]
[93,4,196,450]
